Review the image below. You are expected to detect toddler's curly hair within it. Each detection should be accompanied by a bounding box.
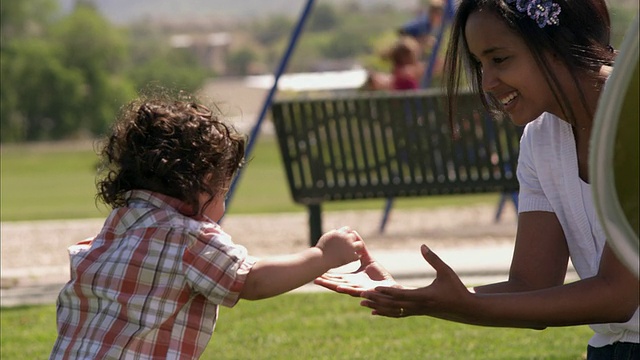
[96,91,246,215]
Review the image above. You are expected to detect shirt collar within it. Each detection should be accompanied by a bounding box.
[125,190,202,219]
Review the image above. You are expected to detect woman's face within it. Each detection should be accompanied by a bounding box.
[465,9,563,125]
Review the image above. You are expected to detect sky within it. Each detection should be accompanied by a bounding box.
[58,0,419,24]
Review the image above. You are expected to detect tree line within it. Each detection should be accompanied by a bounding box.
[4,0,633,143]
[1,1,411,143]
[1,0,211,143]
[1,0,425,143]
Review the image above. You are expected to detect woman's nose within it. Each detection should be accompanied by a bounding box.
[481,67,499,93]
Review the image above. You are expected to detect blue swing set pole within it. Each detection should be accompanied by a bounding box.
[422,0,456,87]
[223,0,316,215]
[421,0,455,87]
[379,0,456,233]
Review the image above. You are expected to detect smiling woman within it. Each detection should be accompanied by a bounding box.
[316,1,639,358]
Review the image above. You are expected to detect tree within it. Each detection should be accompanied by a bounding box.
[127,50,212,94]
[0,0,58,45]
[49,3,135,136]
[126,24,214,93]
[227,47,258,76]
[1,1,135,142]
[307,3,339,33]
[253,16,294,47]
[1,0,217,143]
[1,40,84,141]
[321,27,371,60]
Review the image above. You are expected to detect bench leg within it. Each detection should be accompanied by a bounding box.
[510,191,519,215]
[494,191,519,223]
[379,197,394,233]
[309,204,322,247]
[494,193,507,223]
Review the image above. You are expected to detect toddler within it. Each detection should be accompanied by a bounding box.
[50,91,364,359]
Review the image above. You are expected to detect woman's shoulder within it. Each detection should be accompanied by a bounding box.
[527,112,557,127]
[519,113,574,157]
[522,112,568,138]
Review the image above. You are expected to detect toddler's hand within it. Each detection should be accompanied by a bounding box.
[315,227,365,269]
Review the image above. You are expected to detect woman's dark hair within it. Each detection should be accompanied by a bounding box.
[96,90,246,215]
[444,0,614,127]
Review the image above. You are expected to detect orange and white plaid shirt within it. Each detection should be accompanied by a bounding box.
[50,190,256,359]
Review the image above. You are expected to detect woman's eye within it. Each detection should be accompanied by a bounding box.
[494,57,508,64]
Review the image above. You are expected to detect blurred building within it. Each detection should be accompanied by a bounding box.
[170,32,231,74]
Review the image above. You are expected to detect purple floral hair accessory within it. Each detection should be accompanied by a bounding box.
[506,0,561,28]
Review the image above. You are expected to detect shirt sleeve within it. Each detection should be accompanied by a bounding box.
[516,121,554,214]
[182,224,257,308]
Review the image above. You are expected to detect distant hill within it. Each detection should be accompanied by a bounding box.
[58,0,418,24]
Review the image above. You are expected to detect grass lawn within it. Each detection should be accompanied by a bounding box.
[1,136,500,222]
[1,292,592,360]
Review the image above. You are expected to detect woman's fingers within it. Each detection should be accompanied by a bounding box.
[420,244,451,274]
[360,297,409,318]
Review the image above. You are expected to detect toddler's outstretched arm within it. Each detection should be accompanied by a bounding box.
[239,227,364,300]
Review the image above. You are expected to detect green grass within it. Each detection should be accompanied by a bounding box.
[1,292,592,360]
[1,136,500,221]
[1,143,110,221]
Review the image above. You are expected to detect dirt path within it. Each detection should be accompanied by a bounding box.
[1,204,517,287]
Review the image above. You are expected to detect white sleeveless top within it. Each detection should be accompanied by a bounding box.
[517,112,639,347]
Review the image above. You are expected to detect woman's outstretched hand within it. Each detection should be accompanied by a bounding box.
[314,245,398,297]
[360,244,472,318]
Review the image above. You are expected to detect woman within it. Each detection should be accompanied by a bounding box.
[315,0,639,358]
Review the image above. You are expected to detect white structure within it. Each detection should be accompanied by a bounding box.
[244,68,368,92]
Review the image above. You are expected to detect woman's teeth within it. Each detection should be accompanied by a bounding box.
[500,92,518,106]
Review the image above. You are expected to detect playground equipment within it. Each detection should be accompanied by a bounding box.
[590,15,639,278]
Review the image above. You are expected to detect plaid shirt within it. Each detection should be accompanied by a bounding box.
[50,190,256,359]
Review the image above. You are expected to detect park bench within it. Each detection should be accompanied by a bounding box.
[270,89,523,245]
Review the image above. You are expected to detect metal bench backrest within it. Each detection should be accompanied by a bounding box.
[271,89,522,206]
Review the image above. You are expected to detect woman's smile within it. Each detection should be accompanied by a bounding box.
[499,90,520,109]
